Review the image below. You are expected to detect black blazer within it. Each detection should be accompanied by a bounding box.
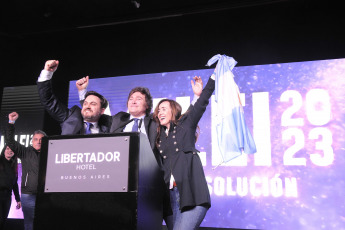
[156,77,215,210]
[0,144,20,200]
[37,80,110,135]
[5,124,40,194]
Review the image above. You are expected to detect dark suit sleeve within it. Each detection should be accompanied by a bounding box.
[98,114,112,133]
[5,123,29,159]
[13,176,20,202]
[187,77,215,127]
[37,80,69,123]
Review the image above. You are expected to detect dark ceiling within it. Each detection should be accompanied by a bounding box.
[1,0,310,37]
[0,0,343,112]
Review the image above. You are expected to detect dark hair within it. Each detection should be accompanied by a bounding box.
[33,130,47,137]
[0,145,18,176]
[153,99,180,146]
[85,91,109,109]
[153,99,200,147]
[153,99,182,124]
[127,87,153,116]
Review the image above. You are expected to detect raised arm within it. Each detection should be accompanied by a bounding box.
[187,74,215,127]
[191,76,203,97]
[5,112,31,159]
[76,76,89,93]
[37,60,69,123]
[76,76,89,105]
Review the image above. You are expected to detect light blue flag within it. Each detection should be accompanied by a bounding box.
[207,54,257,164]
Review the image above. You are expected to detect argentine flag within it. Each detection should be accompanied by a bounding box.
[207,54,257,164]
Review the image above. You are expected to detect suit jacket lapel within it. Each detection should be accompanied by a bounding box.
[99,125,109,133]
[113,114,131,133]
[144,116,151,135]
[144,115,158,149]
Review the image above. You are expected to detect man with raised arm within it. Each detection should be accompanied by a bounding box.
[37,60,110,135]
[76,76,158,148]
[5,112,47,230]
[76,75,204,229]
[76,75,203,148]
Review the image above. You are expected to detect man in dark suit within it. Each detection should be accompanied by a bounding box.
[37,60,110,135]
[76,74,203,229]
[76,76,157,148]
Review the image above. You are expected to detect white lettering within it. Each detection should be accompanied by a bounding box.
[64,153,70,163]
[70,153,77,163]
[97,152,105,162]
[226,177,236,196]
[55,151,121,164]
[207,176,298,198]
[77,153,83,163]
[76,164,96,170]
[105,152,113,162]
[236,177,248,197]
[89,153,96,162]
[55,154,61,164]
[114,152,120,161]
[214,177,225,196]
[271,175,283,197]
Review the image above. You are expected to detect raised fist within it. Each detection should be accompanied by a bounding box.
[76,76,89,91]
[44,60,59,72]
[9,112,19,122]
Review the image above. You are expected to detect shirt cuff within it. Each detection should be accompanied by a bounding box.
[37,69,54,82]
[211,73,216,80]
[191,94,199,105]
[79,89,87,101]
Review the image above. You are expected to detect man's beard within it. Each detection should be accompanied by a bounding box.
[82,111,101,122]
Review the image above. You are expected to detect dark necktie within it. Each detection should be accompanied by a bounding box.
[132,118,139,132]
[85,122,93,135]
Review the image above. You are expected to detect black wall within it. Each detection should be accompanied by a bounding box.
[1,0,344,134]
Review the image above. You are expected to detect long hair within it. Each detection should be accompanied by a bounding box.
[153,99,200,147]
[0,145,18,176]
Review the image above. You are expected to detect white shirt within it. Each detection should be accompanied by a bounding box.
[37,69,54,82]
[123,115,147,135]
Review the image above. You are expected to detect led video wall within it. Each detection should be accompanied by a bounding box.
[68,58,345,229]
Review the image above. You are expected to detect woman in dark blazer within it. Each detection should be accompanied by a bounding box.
[153,75,215,230]
[0,145,21,229]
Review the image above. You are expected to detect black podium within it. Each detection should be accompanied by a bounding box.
[34,132,164,230]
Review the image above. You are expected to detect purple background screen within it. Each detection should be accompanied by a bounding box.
[10,58,345,229]
[67,58,345,229]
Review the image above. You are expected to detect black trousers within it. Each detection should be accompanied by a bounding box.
[0,192,12,230]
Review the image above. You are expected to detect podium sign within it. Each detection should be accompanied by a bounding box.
[35,133,164,230]
[44,136,130,192]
